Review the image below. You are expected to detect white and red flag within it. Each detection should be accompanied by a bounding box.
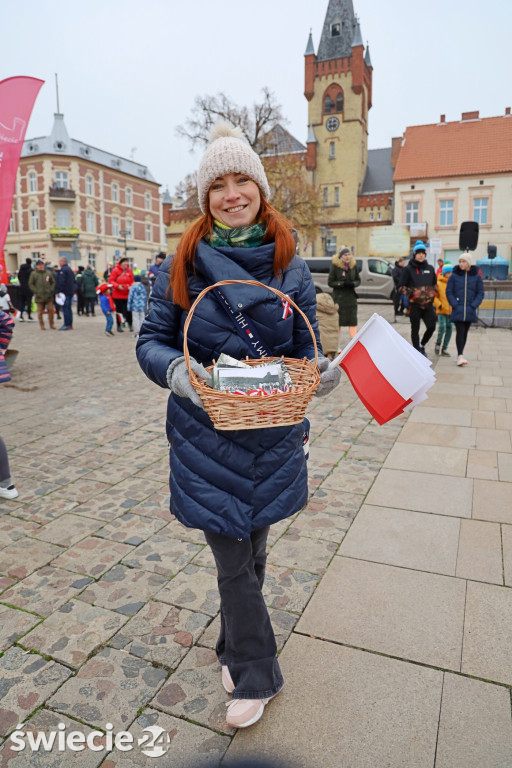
[330,314,436,425]
[0,76,44,269]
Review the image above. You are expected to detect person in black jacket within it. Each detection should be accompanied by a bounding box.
[55,256,76,331]
[17,258,35,322]
[391,256,406,316]
[399,241,437,356]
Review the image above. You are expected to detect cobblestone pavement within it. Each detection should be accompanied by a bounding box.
[2,304,511,767]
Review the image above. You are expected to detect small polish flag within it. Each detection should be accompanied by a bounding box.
[330,314,436,425]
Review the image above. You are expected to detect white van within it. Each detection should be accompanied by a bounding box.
[304,257,395,300]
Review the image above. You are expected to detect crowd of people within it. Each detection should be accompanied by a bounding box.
[1,252,167,337]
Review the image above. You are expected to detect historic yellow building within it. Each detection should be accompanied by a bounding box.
[165,0,394,257]
[304,0,393,258]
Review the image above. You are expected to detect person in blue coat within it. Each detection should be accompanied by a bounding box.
[136,121,341,730]
[446,252,484,366]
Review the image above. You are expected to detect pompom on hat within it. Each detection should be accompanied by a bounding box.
[197,121,271,214]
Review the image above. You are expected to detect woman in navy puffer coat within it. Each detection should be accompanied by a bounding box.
[136,122,341,729]
[446,253,484,366]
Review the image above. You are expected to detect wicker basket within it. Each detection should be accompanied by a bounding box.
[183,279,320,430]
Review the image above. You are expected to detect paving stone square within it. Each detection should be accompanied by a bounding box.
[125,492,172,523]
[267,532,337,574]
[121,536,203,578]
[0,709,108,767]
[0,646,72,738]
[99,708,230,768]
[151,646,234,735]
[108,601,209,669]
[0,515,41,546]
[48,478,113,504]
[72,496,133,523]
[51,537,134,578]
[154,564,220,616]
[21,600,128,668]
[262,563,319,613]
[461,580,512,685]
[0,566,91,617]
[0,605,41,653]
[78,565,169,615]
[95,513,168,546]
[10,497,79,524]
[34,513,103,546]
[47,647,168,731]
[0,539,63,580]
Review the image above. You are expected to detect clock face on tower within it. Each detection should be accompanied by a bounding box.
[326,117,340,132]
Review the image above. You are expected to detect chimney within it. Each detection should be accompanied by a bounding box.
[505,107,511,116]
[440,114,446,123]
[391,136,402,168]
[461,111,479,121]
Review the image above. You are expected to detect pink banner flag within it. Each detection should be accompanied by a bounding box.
[0,76,45,265]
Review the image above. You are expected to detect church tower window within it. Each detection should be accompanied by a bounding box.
[323,95,335,114]
[330,22,340,37]
[336,93,344,112]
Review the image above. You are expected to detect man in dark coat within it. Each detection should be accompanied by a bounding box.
[399,241,437,356]
[55,256,76,331]
[17,258,35,321]
[391,256,406,317]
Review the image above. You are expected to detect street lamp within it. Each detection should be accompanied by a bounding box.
[117,229,138,263]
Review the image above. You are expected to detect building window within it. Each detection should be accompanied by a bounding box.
[88,252,96,269]
[125,219,133,239]
[54,171,68,189]
[145,192,151,211]
[86,211,95,233]
[146,258,153,270]
[334,187,339,205]
[57,208,70,227]
[145,223,152,242]
[336,93,343,112]
[8,215,15,233]
[377,212,381,221]
[439,199,454,227]
[111,182,118,202]
[323,188,329,206]
[125,187,132,206]
[331,23,340,37]
[29,172,37,192]
[86,176,93,196]
[323,95,335,114]
[30,210,39,231]
[405,201,419,224]
[329,141,335,159]
[473,197,488,225]
[112,216,119,237]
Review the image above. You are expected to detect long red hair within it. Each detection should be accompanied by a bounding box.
[169,198,296,310]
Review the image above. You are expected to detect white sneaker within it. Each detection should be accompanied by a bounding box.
[457,355,468,366]
[0,485,18,499]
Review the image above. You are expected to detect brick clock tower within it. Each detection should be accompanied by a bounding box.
[305,0,375,257]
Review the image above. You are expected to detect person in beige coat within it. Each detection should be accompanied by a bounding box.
[315,286,339,360]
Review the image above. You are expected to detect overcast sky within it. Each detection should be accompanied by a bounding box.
[5,0,512,196]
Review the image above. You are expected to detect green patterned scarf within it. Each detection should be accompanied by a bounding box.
[207,220,267,248]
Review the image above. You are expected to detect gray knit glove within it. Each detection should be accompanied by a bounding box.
[166,356,210,409]
[313,354,342,397]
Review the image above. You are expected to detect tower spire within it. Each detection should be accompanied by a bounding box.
[317,0,356,61]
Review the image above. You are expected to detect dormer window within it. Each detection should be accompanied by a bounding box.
[331,22,340,37]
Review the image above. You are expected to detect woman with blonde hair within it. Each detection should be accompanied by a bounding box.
[136,122,340,729]
[327,246,361,343]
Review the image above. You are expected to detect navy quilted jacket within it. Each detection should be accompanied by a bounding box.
[136,238,321,539]
[446,265,484,323]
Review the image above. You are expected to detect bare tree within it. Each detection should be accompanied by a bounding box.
[176,88,285,154]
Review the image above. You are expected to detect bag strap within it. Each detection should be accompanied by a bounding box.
[211,285,273,358]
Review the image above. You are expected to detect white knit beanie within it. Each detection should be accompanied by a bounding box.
[459,252,472,266]
[197,121,271,214]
